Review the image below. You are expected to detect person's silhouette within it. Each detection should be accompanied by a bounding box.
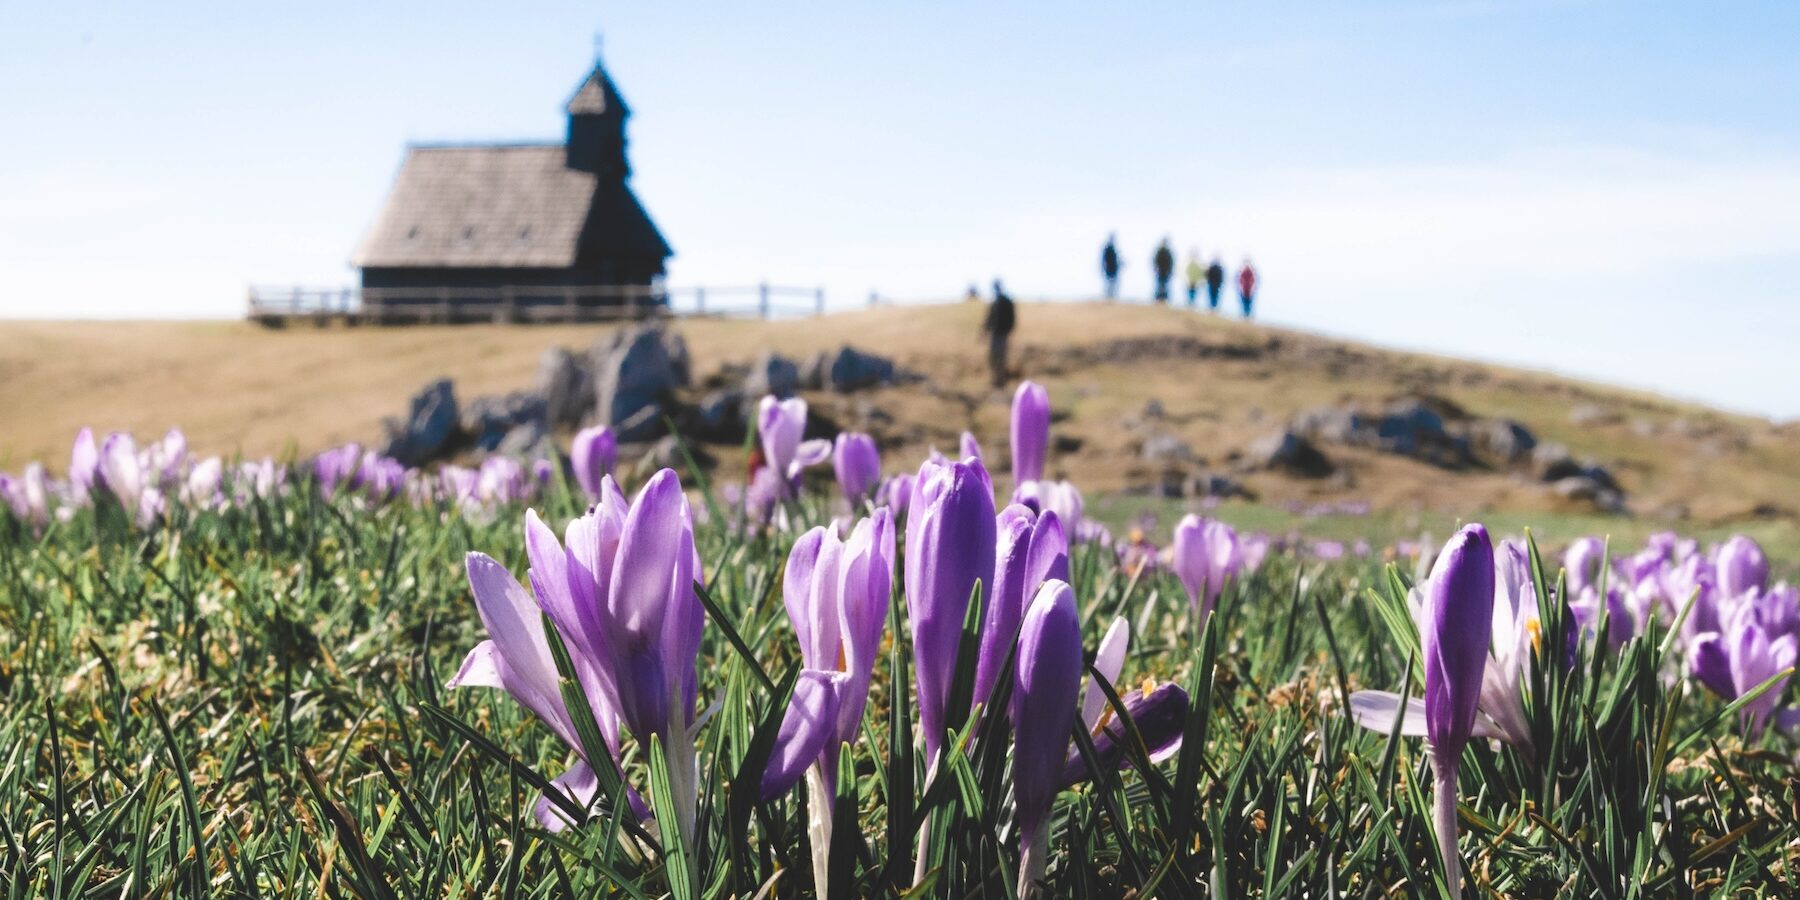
[1152,239,1175,303]
[982,279,1017,386]
[1237,260,1258,318]
[1100,235,1120,300]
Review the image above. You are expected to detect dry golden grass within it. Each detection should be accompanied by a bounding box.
[2,302,1794,527]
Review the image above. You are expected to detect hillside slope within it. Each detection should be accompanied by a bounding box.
[2,303,1795,526]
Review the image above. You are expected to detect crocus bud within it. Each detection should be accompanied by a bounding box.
[1012,579,1083,896]
[1010,381,1050,485]
[1716,535,1769,599]
[570,425,617,500]
[69,427,99,500]
[1424,524,1496,758]
[833,431,882,502]
[905,458,997,761]
[1060,680,1188,788]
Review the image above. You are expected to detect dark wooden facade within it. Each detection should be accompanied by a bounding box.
[351,61,672,311]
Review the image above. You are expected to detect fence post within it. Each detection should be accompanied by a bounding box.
[815,287,824,316]
[760,282,770,319]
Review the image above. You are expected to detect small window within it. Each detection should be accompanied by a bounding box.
[405,226,419,240]
[462,226,476,240]
[517,226,532,242]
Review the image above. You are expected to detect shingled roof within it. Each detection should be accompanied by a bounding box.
[351,143,670,269]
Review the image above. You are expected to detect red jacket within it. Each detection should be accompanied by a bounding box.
[1238,266,1257,295]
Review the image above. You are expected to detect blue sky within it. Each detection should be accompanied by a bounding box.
[3,2,1797,417]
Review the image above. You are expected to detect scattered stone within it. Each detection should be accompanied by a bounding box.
[535,347,592,427]
[691,389,747,442]
[743,351,800,400]
[1188,472,1255,500]
[495,422,554,459]
[1140,434,1194,465]
[1469,418,1537,465]
[1141,398,1166,420]
[591,323,684,441]
[462,391,548,451]
[1243,430,1334,478]
[1569,403,1621,427]
[383,379,459,465]
[797,351,830,391]
[1552,475,1625,513]
[827,346,898,392]
[1053,435,1085,454]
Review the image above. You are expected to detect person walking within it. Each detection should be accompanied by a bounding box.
[1152,238,1175,303]
[982,279,1017,387]
[1100,235,1121,300]
[1237,259,1258,318]
[1205,257,1225,312]
[1184,249,1204,308]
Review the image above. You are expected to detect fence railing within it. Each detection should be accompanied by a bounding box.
[246,282,826,326]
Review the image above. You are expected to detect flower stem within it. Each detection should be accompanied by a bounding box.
[805,767,834,899]
[1430,749,1462,900]
[1018,818,1050,898]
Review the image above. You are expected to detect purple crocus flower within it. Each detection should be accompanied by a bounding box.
[1011,479,1083,538]
[1060,681,1189,789]
[832,431,882,504]
[69,428,99,502]
[1011,579,1083,896]
[1170,515,1241,620]
[1010,380,1050,486]
[313,444,362,499]
[1082,617,1131,730]
[0,463,48,524]
[876,472,915,517]
[1563,536,1607,594]
[1691,605,1798,738]
[475,469,704,847]
[905,457,997,763]
[763,509,895,894]
[960,431,984,464]
[449,548,643,831]
[975,506,1070,708]
[1715,535,1769,599]
[570,425,618,500]
[758,396,832,497]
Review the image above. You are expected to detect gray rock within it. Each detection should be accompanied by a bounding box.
[828,346,898,392]
[1188,472,1255,500]
[591,323,683,441]
[797,351,831,391]
[462,391,548,451]
[1470,418,1537,465]
[1243,430,1334,478]
[692,389,748,442]
[383,378,459,465]
[744,351,801,400]
[1140,433,1194,464]
[535,347,592,427]
[1141,398,1166,420]
[496,421,553,458]
[1552,475,1626,513]
[1569,403,1620,427]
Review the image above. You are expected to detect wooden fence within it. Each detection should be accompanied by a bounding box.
[246,283,826,326]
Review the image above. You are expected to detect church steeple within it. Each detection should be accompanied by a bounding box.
[565,61,631,177]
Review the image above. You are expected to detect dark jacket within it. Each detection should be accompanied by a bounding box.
[1205,262,1225,290]
[1101,243,1120,277]
[984,294,1016,336]
[1152,246,1175,280]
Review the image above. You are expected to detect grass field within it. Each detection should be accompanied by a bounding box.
[4,446,1800,896]
[4,303,1798,530]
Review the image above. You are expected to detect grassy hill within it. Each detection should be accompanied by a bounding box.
[4,302,1796,549]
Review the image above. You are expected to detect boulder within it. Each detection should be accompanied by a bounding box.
[1188,472,1255,500]
[1552,475,1626,513]
[462,391,548,451]
[1243,430,1334,478]
[744,351,801,400]
[797,351,831,391]
[1140,433,1194,465]
[383,379,459,465]
[827,346,897,392]
[1469,418,1537,465]
[591,323,683,441]
[535,347,592,427]
[1569,403,1620,427]
[692,389,748,442]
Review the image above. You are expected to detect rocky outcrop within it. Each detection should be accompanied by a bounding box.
[591,323,687,441]
[1242,430,1335,478]
[382,379,459,465]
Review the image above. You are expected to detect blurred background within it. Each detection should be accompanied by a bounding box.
[3,3,1798,416]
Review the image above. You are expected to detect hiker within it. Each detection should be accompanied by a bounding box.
[1100,235,1120,300]
[982,279,1016,387]
[964,284,981,303]
[1238,260,1258,318]
[1184,249,1204,308]
[1205,258,1225,312]
[1152,239,1175,303]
